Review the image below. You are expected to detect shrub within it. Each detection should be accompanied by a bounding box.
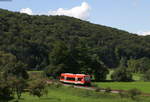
[111,67,132,82]
[10,77,28,99]
[128,88,141,100]
[0,75,28,101]
[91,83,98,87]
[143,69,150,81]
[29,79,48,98]
[105,87,111,93]
[28,71,45,80]
[119,91,128,98]
[0,80,14,101]
[95,87,102,92]
[54,82,62,88]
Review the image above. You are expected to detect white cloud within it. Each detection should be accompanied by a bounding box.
[137,31,150,36]
[19,2,90,20]
[48,2,90,20]
[20,8,33,15]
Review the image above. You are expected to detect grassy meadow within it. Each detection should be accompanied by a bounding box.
[27,70,150,94]
[94,82,150,93]
[95,70,150,93]
[23,70,150,102]
[11,85,150,102]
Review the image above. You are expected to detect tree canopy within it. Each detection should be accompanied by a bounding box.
[0,9,150,80]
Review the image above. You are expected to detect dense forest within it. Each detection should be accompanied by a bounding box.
[0,9,150,80]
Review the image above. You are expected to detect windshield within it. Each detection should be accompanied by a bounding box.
[84,76,90,81]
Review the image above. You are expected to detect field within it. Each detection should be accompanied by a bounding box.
[27,71,150,94]
[9,71,150,102]
[96,70,150,93]
[94,82,150,93]
[11,85,150,102]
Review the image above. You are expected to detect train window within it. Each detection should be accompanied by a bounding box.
[66,77,75,81]
[61,76,64,79]
[78,78,82,81]
[84,77,90,81]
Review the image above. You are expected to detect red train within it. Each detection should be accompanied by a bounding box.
[60,73,91,85]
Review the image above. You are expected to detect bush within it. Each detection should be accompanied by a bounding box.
[105,87,111,93]
[128,88,141,100]
[29,79,48,98]
[54,82,62,88]
[143,69,150,81]
[95,87,102,92]
[28,71,45,80]
[0,75,28,101]
[91,83,98,87]
[10,77,28,99]
[119,91,128,98]
[0,80,14,101]
[111,67,132,82]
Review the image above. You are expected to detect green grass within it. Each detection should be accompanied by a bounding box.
[23,70,150,102]
[101,69,150,93]
[11,85,150,102]
[95,82,150,93]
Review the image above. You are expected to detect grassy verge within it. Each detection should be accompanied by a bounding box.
[94,82,150,93]
[11,85,150,102]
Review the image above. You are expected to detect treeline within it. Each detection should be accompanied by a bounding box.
[0,9,150,81]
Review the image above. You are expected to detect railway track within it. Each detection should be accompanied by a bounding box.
[47,80,150,96]
[63,83,122,93]
[64,83,150,96]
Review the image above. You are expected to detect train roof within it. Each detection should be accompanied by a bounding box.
[61,73,90,77]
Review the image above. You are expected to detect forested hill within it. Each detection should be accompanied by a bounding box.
[0,8,150,71]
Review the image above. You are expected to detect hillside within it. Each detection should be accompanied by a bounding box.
[0,9,150,75]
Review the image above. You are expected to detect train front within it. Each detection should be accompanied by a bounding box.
[83,75,91,85]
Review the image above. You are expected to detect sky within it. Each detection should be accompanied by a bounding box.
[0,0,150,35]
